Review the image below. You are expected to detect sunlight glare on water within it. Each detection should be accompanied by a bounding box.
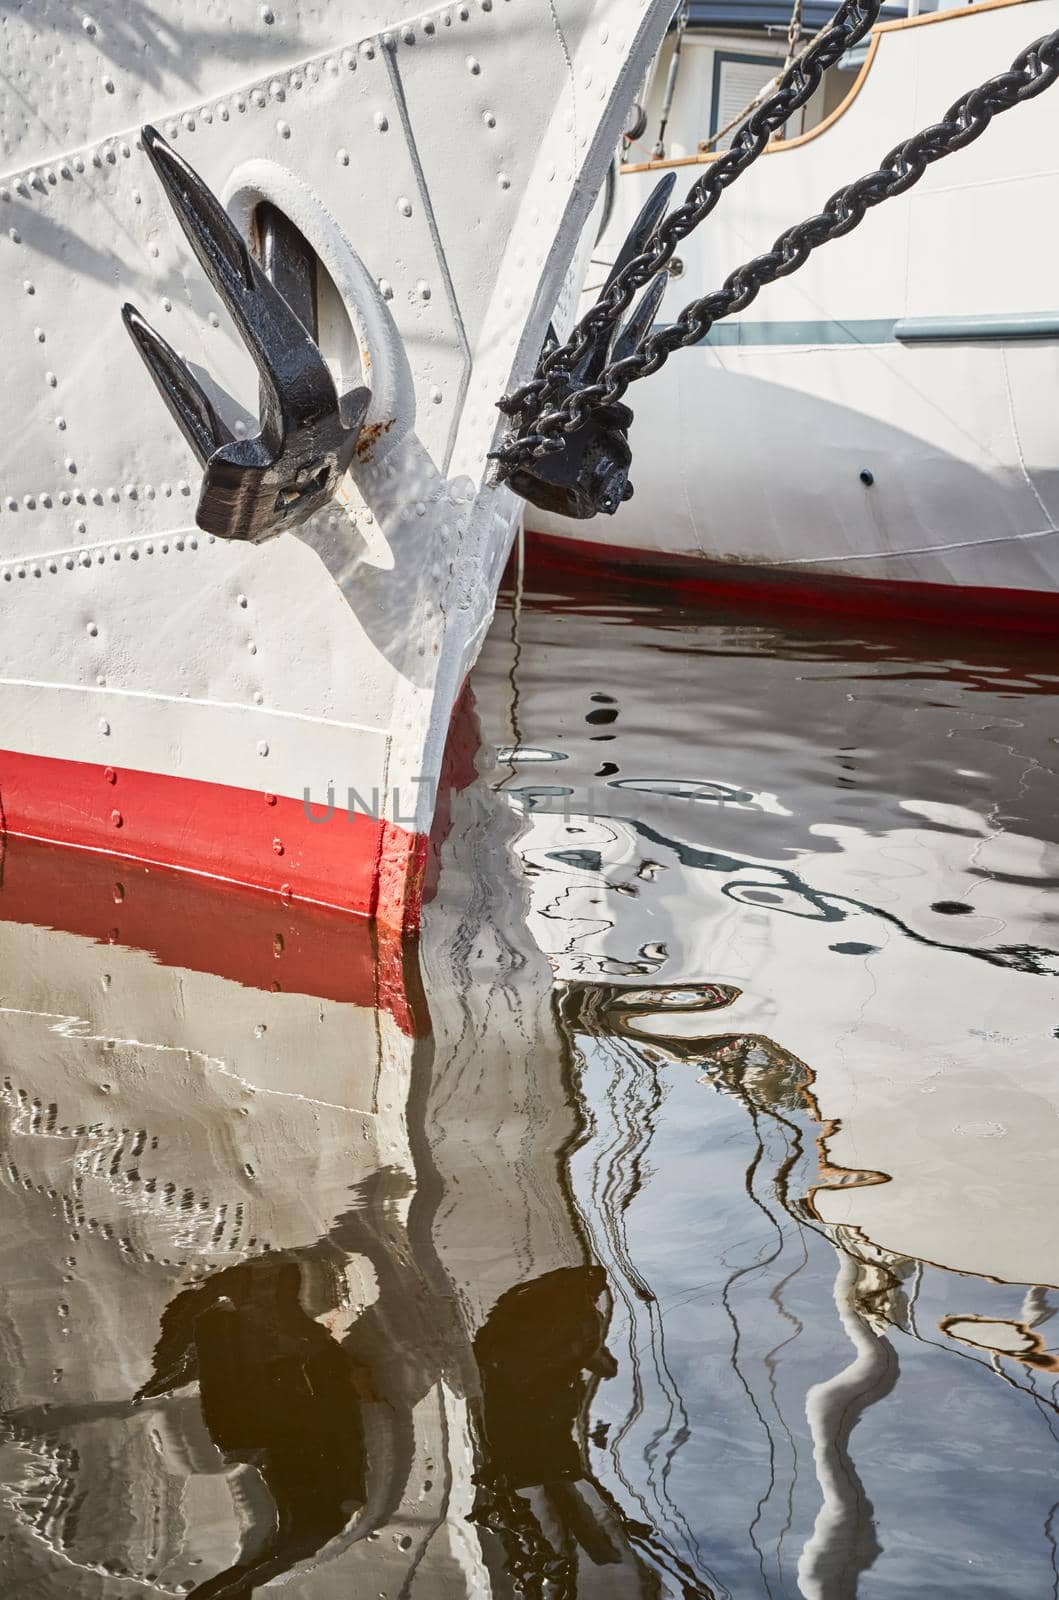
[0,580,1057,1597]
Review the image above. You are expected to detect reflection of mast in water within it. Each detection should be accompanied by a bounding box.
[680,1020,904,1600]
[556,982,905,1600]
[555,983,743,1600]
[797,1252,898,1600]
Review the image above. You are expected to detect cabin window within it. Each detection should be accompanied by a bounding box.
[709,50,794,150]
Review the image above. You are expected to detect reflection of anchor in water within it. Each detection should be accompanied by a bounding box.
[133,1166,457,1597]
[469,1265,719,1599]
[129,1166,713,1597]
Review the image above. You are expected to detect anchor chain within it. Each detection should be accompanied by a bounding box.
[496,18,1059,517]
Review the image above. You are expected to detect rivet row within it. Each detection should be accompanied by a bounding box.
[0,0,504,200]
[1,532,215,582]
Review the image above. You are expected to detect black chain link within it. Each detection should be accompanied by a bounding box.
[498,19,1059,467]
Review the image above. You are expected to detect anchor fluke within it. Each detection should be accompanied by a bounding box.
[121,303,233,467]
[125,125,369,543]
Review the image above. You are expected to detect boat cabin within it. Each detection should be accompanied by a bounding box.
[626,0,963,161]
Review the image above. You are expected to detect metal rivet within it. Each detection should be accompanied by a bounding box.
[277,119,291,138]
[337,147,350,165]
[257,741,269,756]
[466,55,480,72]
[378,278,394,300]
[99,719,110,735]
[272,837,284,855]
[497,173,511,189]
[374,111,388,132]
[87,622,98,637]
[104,767,117,784]
[417,280,431,300]
[397,196,412,217]
[261,4,274,19]
[110,809,122,827]
[860,468,874,486]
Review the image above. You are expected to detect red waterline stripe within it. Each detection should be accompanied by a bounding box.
[0,833,428,1034]
[524,531,1059,634]
[0,746,427,935]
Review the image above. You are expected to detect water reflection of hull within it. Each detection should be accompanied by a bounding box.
[0,835,434,1593]
[0,800,691,1594]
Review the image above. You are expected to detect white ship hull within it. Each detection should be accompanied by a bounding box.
[530,0,1059,629]
[0,0,671,930]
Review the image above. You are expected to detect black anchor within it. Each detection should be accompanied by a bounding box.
[493,172,675,520]
[123,125,368,543]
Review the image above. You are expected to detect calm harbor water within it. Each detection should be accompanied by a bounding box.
[1,578,1057,1597]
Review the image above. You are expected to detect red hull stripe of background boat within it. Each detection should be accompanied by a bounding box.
[525,533,1059,634]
